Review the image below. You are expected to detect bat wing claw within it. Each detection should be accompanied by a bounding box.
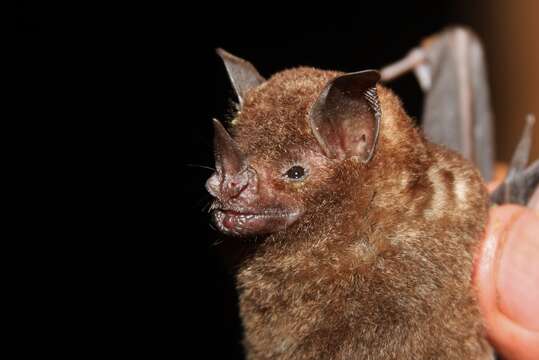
[490,115,538,207]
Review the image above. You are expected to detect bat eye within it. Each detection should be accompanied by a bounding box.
[285,165,306,180]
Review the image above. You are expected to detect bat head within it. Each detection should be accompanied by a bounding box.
[206,49,381,237]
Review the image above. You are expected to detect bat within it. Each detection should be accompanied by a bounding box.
[206,33,538,359]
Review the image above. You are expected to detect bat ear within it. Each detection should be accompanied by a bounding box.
[309,70,381,162]
[216,48,265,106]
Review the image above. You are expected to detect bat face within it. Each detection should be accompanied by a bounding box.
[207,50,381,237]
[205,132,331,236]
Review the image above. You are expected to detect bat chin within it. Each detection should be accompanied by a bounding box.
[212,208,301,237]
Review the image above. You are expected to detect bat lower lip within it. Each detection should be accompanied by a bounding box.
[212,209,299,236]
[220,210,287,227]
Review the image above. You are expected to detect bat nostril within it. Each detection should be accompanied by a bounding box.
[225,175,251,198]
[227,181,242,197]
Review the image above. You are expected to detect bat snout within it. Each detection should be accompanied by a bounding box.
[205,172,221,197]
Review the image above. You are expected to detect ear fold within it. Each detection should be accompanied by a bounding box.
[309,70,381,162]
[216,48,265,106]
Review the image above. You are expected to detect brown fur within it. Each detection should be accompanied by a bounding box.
[221,67,491,359]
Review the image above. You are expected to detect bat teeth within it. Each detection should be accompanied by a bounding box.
[236,214,256,224]
[215,211,224,221]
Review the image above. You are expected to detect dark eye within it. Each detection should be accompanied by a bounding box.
[285,165,306,180]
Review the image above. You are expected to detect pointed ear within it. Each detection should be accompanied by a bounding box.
[309,70,381,162]
[216,48,265,106]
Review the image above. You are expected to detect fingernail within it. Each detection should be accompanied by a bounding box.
[496,210,539,331]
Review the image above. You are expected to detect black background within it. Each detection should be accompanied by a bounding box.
[18,1,493,358]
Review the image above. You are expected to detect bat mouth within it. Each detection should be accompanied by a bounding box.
[211,207,300,236]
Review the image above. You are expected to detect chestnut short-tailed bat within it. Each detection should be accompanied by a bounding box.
[206,31,538,359]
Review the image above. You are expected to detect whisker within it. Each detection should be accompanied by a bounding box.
[208,201,219,213]
[193,193,211,210]
[212,237,224,246]
[201,200,213,213]
[185,164,216,171]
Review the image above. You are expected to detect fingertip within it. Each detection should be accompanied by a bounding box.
[496,210,539,331]
[473,206,513,316]
[474,205,539,360]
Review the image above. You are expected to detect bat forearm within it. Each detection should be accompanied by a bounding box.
[380,48,425,81]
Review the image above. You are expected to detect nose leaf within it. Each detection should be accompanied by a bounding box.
[212,118,248,176]
[210,118,254,200]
